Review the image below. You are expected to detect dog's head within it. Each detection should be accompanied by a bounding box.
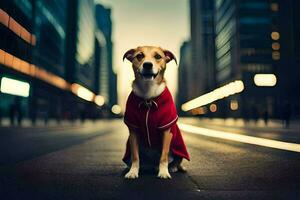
[123,46,177,83]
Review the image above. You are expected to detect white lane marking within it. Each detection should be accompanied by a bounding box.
[178,123,300,153]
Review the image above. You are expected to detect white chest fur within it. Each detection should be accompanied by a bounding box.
[132,81,166,100]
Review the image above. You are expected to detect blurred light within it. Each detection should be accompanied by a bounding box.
[95,95,105,106]
[78,88,94,101]
[31,35,36,46]
[181,80,244,112]
[111,105,122,115]
[0,49,70,90]
[0,77,30,97]
[270,3,279,12]
[0,8,9,26]
[0,9,35,45]
[191,107,206,115]
[254,74,277,87]
[179,123,300,153]
[209,104,217,113]
[230,100,238,110]
[272,51,280,60]
[272,42,280,50]
[271,32,280,40]
[71,83,95,102]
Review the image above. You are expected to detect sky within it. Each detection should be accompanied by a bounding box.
[96,0,190,109]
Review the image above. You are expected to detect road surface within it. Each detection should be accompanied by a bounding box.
[0,119,300,200]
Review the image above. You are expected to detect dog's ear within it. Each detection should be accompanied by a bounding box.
[163,50,177,65]
[123,49,136,62]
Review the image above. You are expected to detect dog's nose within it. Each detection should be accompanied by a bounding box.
[143,62,153,70]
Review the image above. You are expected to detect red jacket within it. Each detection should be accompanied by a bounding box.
[123,87,190,163]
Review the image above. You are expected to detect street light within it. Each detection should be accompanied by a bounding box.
[181,80,244,112]
[230,100,238,110]
[111,105,122,115]
[0,77,30,97]
[95,95,105,106]
[71,83,95,101]
[209,104,217,112]
[271,32,280,40]
[254,74,277,87]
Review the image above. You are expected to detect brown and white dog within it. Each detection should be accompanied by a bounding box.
[122,46,189,179]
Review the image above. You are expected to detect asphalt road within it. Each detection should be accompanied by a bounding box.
[0,119,300,200]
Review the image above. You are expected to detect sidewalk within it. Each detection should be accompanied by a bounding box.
[180,117,300,132]
[0,118,115,128]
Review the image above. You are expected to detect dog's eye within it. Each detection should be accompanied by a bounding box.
[154,54,162,60]
[136,53,144,61]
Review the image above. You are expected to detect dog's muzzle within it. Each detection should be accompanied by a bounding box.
[139,71,159,80]
[138,62,159,80]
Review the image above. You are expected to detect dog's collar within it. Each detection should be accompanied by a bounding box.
[138,100,158,109]
[134,86,169,110]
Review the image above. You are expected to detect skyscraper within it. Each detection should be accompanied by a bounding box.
[65,0,96,92]
[0,0,70,122]
[214,0,282,117]
[95,4,117,106]
[190,0,216,98]
[177,41,192,115]
[0,0,109,122]
[275,0,299,111]
[183,0,300,118]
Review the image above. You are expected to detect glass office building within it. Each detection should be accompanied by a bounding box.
[214,0,277,117]
[215,0,237,83]
[190,0,215,98]
[0,0,35,122]
[0,0,101,123]
[0,0,71,123]
[66,0,96,92]
[276,0,300,117]
[177,41,192,115]
[34,0,67,78]
[95,4,117,106]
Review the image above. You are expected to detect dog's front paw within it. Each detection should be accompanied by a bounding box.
[125,167,139,179]
[157,169,171,179]
[157,162,171,179]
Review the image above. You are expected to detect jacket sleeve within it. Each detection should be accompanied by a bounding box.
[157,95,178,131]
[124,93,139,131]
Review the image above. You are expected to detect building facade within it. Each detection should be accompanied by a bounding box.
[95,4,117,107]
[0,0,114,124]
[65,0,99,119]
[277,0,300,117]
[181,0,300,119]
[214,0,281,118]
[177,41,192,115]
[0,0,71,124]
[66,0,96,91]
[190,0,216,99]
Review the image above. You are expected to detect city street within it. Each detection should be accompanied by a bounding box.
[1,0,300,199]
[1,119,300,200]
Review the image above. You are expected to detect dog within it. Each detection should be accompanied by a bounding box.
[122,46,190,179]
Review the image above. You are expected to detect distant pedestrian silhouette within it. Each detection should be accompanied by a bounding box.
[282,102,292,128]
[0,107,2,125]
[263,110,269,126]
[251,106,259,124]
[9,97,23,126]
[243,107,251,124]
